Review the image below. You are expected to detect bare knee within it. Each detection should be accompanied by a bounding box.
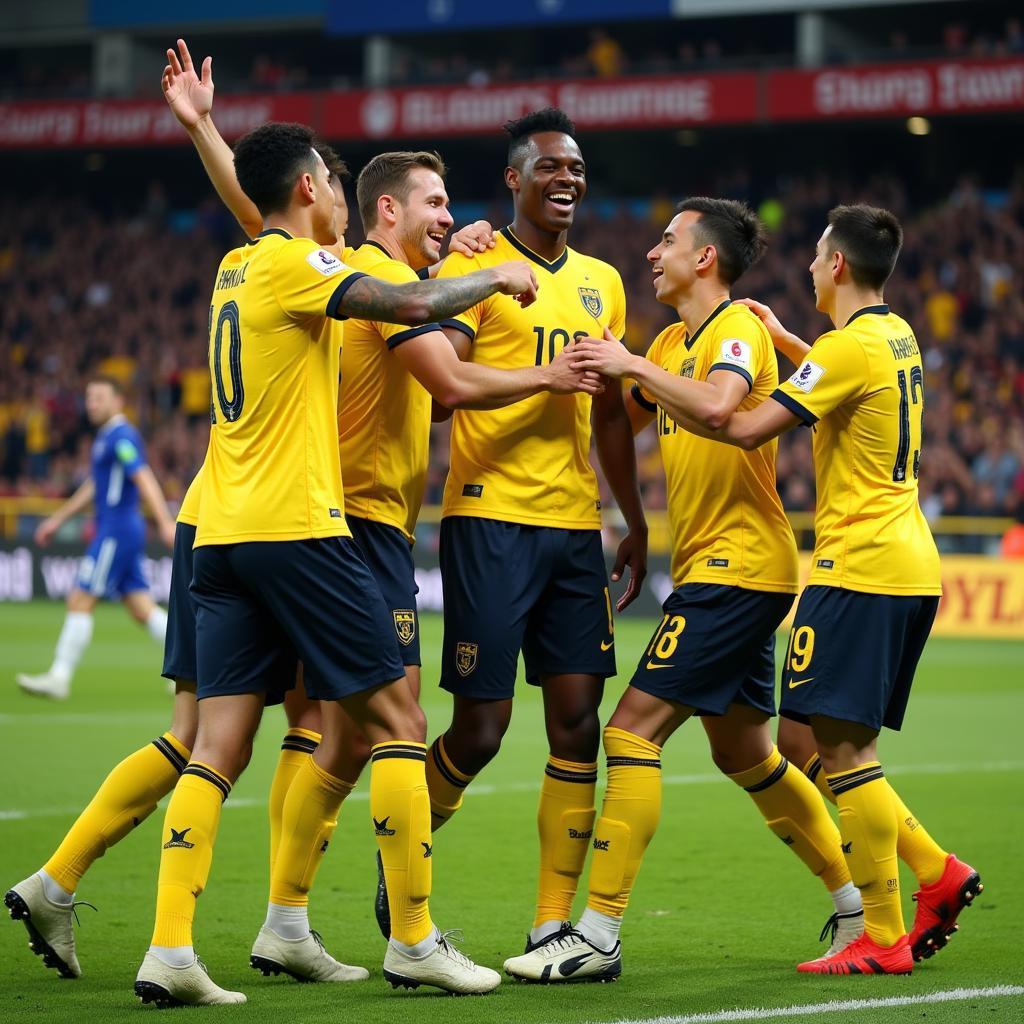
[445,704,512,775]
[546,709,601,763]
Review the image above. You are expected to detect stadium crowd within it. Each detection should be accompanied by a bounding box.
[1,168,1022,532]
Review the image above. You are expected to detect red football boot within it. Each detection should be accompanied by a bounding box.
[797,933,913,975]
[909,854,983,962]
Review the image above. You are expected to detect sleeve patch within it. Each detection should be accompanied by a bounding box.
[788,359,826,394]
[306,248,349,277]
[115,438,140,464]
[718,338,752,369]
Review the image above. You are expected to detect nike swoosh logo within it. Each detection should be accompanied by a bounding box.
[558,952,595,977]
[645,661,674,671]
[788,677,815,689]
[600,640,614,651]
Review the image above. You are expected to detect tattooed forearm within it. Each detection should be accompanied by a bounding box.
[339,268,502,326]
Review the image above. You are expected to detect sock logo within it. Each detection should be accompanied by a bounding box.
[905,816,918,832]
[887,877,899,893]
[593,838,610,851]
[422,841,432,858]
[320,840,330,853]
[568,828,593,840]
[164,827,195,849]
[841,841,852,854]
[374,816,396,837]
[779,834,795,845]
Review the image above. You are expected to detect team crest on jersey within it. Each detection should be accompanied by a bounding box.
[394,609,416,646]
[578,287,603,318]
[679,357,696,379]
[455,642,478,677]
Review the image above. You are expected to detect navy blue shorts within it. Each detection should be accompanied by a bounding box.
[631,584,794,716]
[780,585,939,732]
[190,536,404,703]
[77,518,148,598]
[439,516,615,700]
[161,522,198,684]
[348,515,421,667]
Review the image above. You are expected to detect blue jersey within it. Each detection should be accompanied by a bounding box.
[91,416,146,528]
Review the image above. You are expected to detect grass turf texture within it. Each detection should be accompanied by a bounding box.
[0,602,1020,1024]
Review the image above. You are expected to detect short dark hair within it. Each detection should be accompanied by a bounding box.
[233,122,321,216]
[87,374,123,395]
[504,108,577,169]
[318,142,351,185]
[356,151,447,229]
[675,197,767,286]
[826,204,903,289]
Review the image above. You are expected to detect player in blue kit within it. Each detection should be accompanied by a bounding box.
[16,376,177,700]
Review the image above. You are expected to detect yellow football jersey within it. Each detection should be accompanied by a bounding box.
[339,242,436,541]
[177,462,203,527]
[436,227,626,529]
[634,301,798,592]
[774,304,941,596]
[195,229,367,547]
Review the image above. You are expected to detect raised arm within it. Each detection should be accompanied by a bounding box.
[162,38,263,239]
[34,477,95,547]
[338,261,538,326]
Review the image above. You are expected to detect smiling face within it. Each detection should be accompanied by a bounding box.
[393,166,454,268]
[507,131,587,233]
[646,211,707,306]
[810,225,839,316]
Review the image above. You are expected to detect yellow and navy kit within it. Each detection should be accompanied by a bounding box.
[773,305,941,596]
[339,241,437,542]
[196,228,367,547]
[435,227,626,530]
[633,301,798,593]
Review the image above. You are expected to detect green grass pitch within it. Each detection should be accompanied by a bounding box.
[1,602,1021,1023]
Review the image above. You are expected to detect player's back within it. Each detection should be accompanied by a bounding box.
[435,228,626,529]
[776,305,941,595]
[339,242,434,541]
[197,228,365,547]
[91,415,145,528]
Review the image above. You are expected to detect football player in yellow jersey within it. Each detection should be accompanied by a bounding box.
[671,204,981,976]
[506,198,863,982]
[425,108,648,960]
[133,120,545,1007]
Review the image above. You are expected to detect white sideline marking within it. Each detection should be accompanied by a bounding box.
[2,760,1022,822]
[602,985,1024,1024]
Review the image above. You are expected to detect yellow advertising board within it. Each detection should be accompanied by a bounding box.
[783,555,1024,640]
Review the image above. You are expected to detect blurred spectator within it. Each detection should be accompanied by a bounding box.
[587,29,625,78]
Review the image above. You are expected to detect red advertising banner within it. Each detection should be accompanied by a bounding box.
[322,72,759,140]
[768,57,1024,121]
[0,58,1021,149]
[0,94,316,149]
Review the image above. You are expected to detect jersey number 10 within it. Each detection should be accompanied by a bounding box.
[209,301,245,424]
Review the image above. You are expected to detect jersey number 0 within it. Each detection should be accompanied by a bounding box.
[210,301,245,424]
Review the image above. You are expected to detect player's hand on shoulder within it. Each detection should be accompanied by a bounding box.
[735,297,787,344]
[448,220,496,256]
[493,261,538,307]
[162,37,214,129]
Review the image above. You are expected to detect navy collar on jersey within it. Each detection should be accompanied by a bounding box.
[684,299,732,350]
[254,228,293,241]
[363,239,397,260]
[500,226,568,273]
[845,303,889,326]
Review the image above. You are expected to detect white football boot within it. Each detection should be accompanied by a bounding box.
[382,930,500,994]
[16,672,69,700]
[5,874,81,978]
[250,927,369,983]
[134,951,246,1007]
[503,926,621,983]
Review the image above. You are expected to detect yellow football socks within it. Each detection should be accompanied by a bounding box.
[269,756,353,907]
[424,734,474,831]
[586,727,662,919]
[370,741,433,946]
[827,762,904,946]
[268,728,321,877]
[534,755,598,927]
[44,732,190,894]
[804,753,947,886]
[151,761,231,948]
[729,745,851,893]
